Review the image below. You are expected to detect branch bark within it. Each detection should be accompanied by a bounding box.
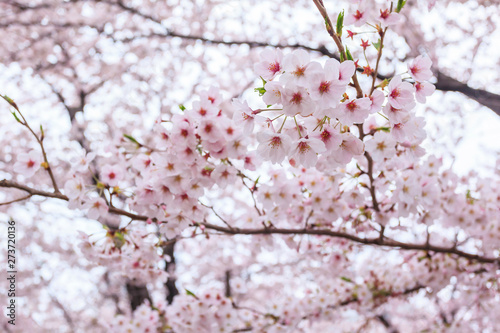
[1,179,498,266]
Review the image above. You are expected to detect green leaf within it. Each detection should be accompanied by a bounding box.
[345,47,353,61]
[336,10,344,36]
[373,39,383,51]
[178,104,186,111]
[396,0,407,13]
[40,125,45,140]
[376,127,391,132]
[123,134,140,145]
[340,52,345,62]
[1,95,19,111]
[340,276,353,283]
[185,288,197,298]
[254,87,266,96]
[11,111,22,123]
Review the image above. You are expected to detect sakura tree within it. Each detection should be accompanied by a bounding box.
[0,0,499,332]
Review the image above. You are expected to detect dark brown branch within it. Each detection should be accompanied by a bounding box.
[200,222,499,265]
[163,240,179,304]
[1,179,499,266]
[434,72,500,116]
[126,282,152,311]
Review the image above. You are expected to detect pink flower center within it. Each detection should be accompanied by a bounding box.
[380,9,390,19]
[268,62,281,74]
[291,93,303,104]
[321,130,331,142]
[376,142,387,151]
[346,101,357,111]
[108,172,116,179]
[390,88,401,99]
[319,81,331,93]
[270,136,282,148]
[354,10,364,20]
[293,66,306,77]
[297,141,310,153]
[27,160,35,168]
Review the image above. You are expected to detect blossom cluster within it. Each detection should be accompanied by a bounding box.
[249,48,434,170]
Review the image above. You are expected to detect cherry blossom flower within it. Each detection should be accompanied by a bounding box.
[384,102,410,124]
[414,81,436,103]
[338,61,356,86]
[397,171,421,205]
[131,154,153,172]
[387,75,415,109]
[333,132,364,164]
[281,84,315,116]
[86,197,109,220]
[312,124,342,152]
[365,131,396,161]
[307,59,347,112]
[409,55,433,82]
[263,80,283,106]
[189,100,218,121]
[69,151,96,173]
[232,98,261,135]
[257,131,292,164]
[289,136,326,168]
[198,118,224,143]
[254,48,284,80]
[14,150,43,177]
[101,164,125,187]
[377,9,401,27]
[212,164,238,188]
[199,86,222,106]
[64,177,86,200]
[335,97,371,126]
[369,89,385,113]
[280,49,319,86]
[345,9,368,27]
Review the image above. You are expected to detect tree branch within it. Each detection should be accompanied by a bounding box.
[1,179,498,266]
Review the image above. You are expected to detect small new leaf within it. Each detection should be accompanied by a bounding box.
[376,127,391,133]
[185,288,198,299]
[40,125,45,140]
[123,134,140,145]
[1,95,19,111]
[254,87,266,96]
[336,11,344,36]
[325,17,331,31]
[373,39,383,51]
[396,0,407,13]
[345,47,353,61]
[11,111,22,123]
[340,276,353,283]
[178,104,186,111]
